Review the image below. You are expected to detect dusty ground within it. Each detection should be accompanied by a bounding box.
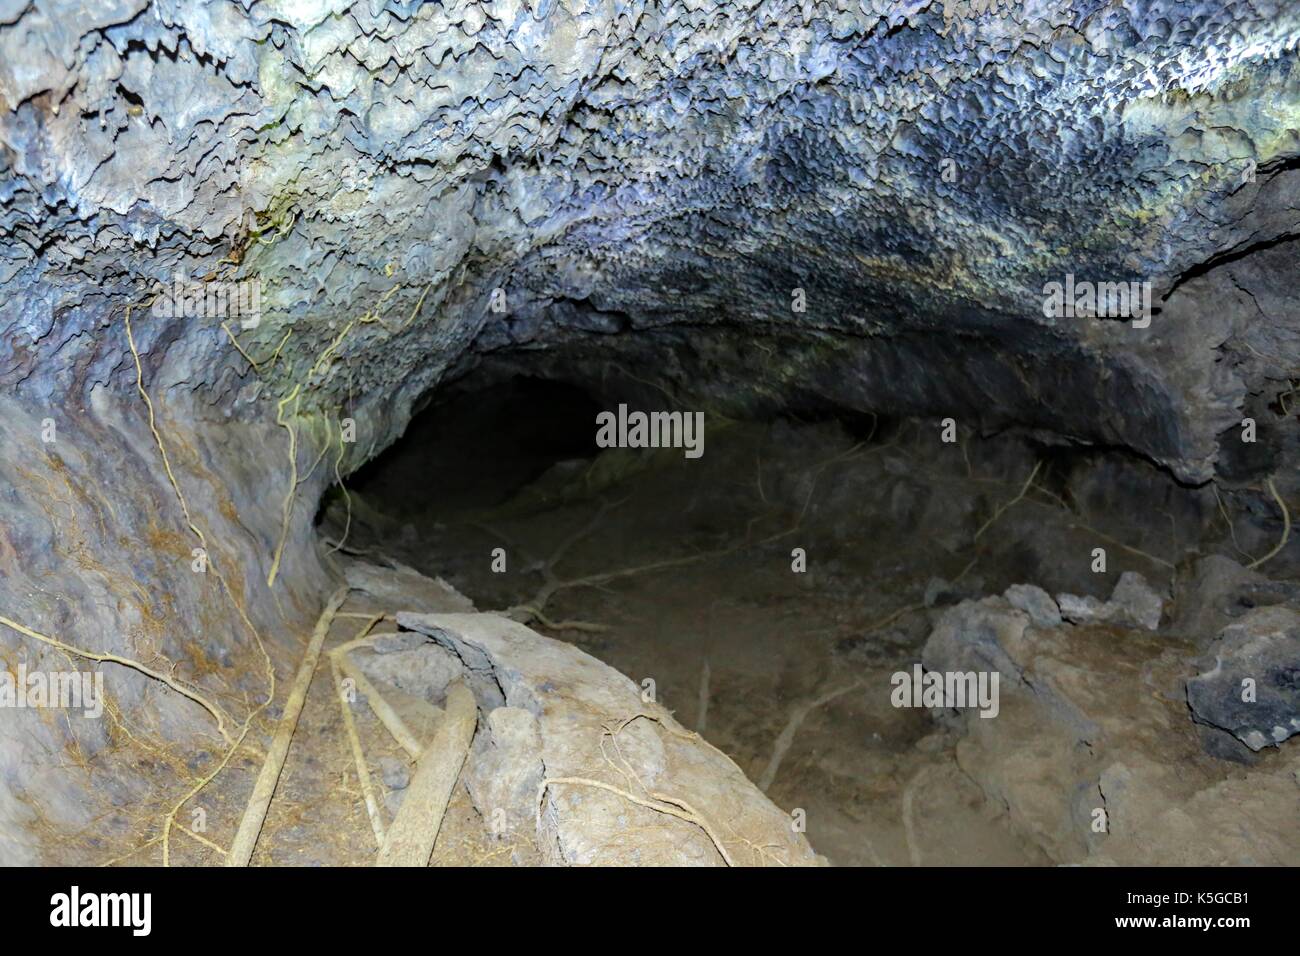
[48,382,1290,867]
[43,586,519,867]
[331,381,1254,865]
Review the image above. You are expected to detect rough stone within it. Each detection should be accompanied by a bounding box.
[1,0,1298,485]
[1109,572,1165,632]
[1,0,1299,867]
[1174,555,1300,643]
[1004,584,1062,629]
[352,644,465,705]
[377,756,410,791]
[922,595,1300,865]
[370,632,430,655]
[1187,607,1300,752]
[464,706,545,841]
[399,610,822,866]
[1058,572,1164,631]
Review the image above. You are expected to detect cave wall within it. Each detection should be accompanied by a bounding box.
[0,385,330,864]
[1,0,1299,860]
[3,0,1299,469]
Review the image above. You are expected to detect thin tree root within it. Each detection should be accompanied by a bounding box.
[221,323,292,374]
[505,605,609,633]
[757,680,865,792]
[537,776,735,867]
[266,385,302,588]
[332,655,386,848]
[376,681,477,867]
[973,461,1042,542]
[0,614,232,743]
[901,765,932,867]
[161,722,252,866]
[126,303,283,866]
[330,613,388,847]
[325,416,354,555]
[226,586,350,866]
[175,822,228,857]
[331,649,424,760]
[1248,477,1291,570]
[1213,483,1255,561]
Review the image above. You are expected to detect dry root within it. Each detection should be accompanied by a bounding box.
[537,776,735,867]
[0,614,232,743]
[1248,477,1291,570]
[226,586,349,866]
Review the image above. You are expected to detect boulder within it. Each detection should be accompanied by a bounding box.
[1004,583,1062,628]
[399,611,822,866]
[1057,571,1164,631]
[1187,606,1300,751]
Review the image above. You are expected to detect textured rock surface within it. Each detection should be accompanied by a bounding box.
[464,705,545,841]
[923,595,1300,864]
[1,0,1299,863]
[353,640,465,703]
[399,610,821,865]
[1173,554,1300,641]
[1187,606,1300,751]
[0,389,329,864]
[2,0,1299,479]
[1004,583,1062,628]
[1058,570,1165,631]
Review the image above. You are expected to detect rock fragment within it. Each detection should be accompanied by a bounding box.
[1004,583,1062,628]
[1187,607,1300,752]
[378,756,410,791]
[1057,571,1163,631]
[464,706,545,840]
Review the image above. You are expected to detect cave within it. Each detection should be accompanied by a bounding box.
[0,0,1298,877]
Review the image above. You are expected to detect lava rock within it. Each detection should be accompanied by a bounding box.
[1056,592,1107,624]
[1004,584,1062,628]
[924,577,955,608]
[1187,607,1300,752]
[1174,555,1300,642]
[1109,572,1165,631]
[377,756,410,790]
[371,632,428,655]
[401,611,822,865]
[1057,571,1164,631]
[465,706,545,840]
[353,644,465,705]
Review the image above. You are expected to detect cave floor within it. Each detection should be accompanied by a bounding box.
[61,406,1289,867]
[335,409,1204,865]
[62,583,521,867]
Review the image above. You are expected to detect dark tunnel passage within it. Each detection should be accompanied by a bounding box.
[312,356,1298,866]
[346,377,605,517]
[4,0,1300,881]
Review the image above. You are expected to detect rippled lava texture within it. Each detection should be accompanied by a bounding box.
[2,0,1300,477]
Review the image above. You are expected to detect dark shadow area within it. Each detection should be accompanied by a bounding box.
[316,357,1278,866]
[346,376,604,517]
